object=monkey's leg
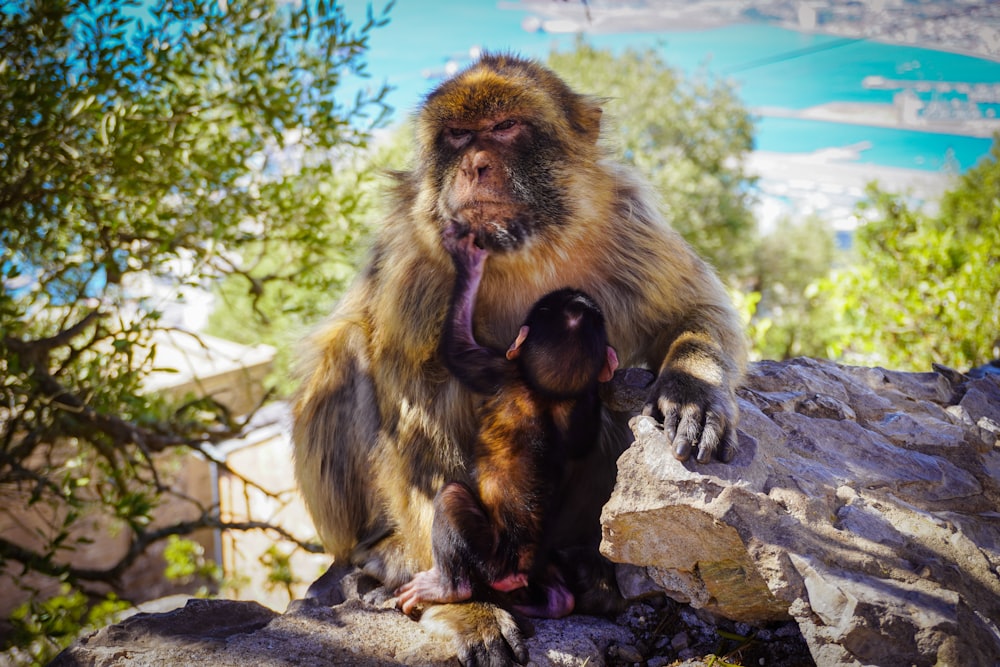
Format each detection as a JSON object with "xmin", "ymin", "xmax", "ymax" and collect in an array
[
  {"xmin": 510, "ymin": 565, "xmax": 574, "ymax": 619},
  {"xmin": 293, "ymin": 319, "xmax": 388, "ymax": 582},
  {"xmin": 643, "ymin": 314, "xmax": 744, "ymax": 463},
  {"xmin": 432, "ymin": 481, "xmax": 498, "ymax": 586},
  {"xmin": 401, "ymin": 483, "xmax": 531, "ymax": 665}
]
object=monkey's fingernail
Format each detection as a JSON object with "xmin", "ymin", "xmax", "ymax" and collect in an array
[{"xmin": 674, "ymin": 440, "xmax": 692, "ymax": 461}]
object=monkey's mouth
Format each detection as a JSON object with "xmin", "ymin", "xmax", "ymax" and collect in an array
[{"xmin": 450, "ymin": 202, "xmax": 533, "ymax": 251}]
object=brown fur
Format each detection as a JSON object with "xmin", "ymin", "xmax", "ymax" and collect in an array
[{"xmin": 293, "ymin": 53, "xmax": 747, "ymax": 663}]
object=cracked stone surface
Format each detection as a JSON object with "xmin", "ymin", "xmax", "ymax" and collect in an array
[
  {"xmin": 602, "ymin": 358, "xmax": 1000, "ymax": 667},
  {"xmin": 52, "ymin": 360, "xmax": 1000, "ymax": 667}
]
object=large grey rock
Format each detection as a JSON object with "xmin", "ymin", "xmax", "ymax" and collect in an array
[
  {"xmin": 52, "ymin": 359, "xmax": 999, "ymax": 666},
  {"xmin": 601, "ymin": 358, "xmax": 1000, "ymax": 667},
  {"xmin": 50, "ymin": 595, "xmax": 636, "ymax": 666}
]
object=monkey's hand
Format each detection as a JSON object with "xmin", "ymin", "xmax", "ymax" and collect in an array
[
  {"xmin": 442, "ymin": 222, "xmax": 488, "ymax": 275},
  {"xmin": 420, "ymin": 601, "xmax": 529, "ymax": 667},
  {"xmin": 642, "ymin": 368, "xmax": 738, "ymax": 464}
]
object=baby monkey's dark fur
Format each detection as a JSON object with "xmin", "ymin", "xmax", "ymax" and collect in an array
[{"xmin": 396, "ymin": 225, "xmax": 618, "ymax": 619}]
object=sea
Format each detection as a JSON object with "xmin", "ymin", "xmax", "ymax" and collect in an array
[{"xmin": 343, "ymin": 1, "xmax": 1000, "ymax": 175}]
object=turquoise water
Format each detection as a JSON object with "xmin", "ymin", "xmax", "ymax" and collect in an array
[
  {"xmin": 615, "ymin": 24, "xmax": 1000, "ymax": 171},
  {"xmin": 753, "ymin": 119, "xmax": 986, "ymax": 171},
  {"xmin": 343, "ymin": 2, "xmax": 1000, "ymax": 173}
]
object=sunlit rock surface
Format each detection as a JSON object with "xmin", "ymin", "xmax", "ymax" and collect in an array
[
  {"xmin": 603, "ymin": 358, "xmax": 1000, "ymax": 667},
  {"xmin": 52, "ymin": 359, "xmax": 999, "ymax": 666}
]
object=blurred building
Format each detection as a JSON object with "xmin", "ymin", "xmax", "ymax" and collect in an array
[{"xmin": 0, "ymin": 331, "xmax": 325, "ymax": 624}]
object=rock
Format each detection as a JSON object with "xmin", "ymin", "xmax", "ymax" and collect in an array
[
  {"xmin": 602, "ymin": 358, "xmax": 1000, "ymax": 667},
  {"xmin": 53, "ymin": 359, "xmax": 1000, "ymax": 667},
  {"xmin": 50, "ymin": 597, "xmax": 458, "ymax": 667},
  {"xmin": 51, "ymin": 595, "xmax": 635, "ymax": 667}
]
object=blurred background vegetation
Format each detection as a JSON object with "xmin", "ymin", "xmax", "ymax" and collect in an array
[{"xmin": 1, "ymin": 0, "xmax": 997, "ymax": 663}]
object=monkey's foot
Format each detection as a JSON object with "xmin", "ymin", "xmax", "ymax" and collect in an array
[
  {"xmin": 512, "ymin": 582, "xmax": 574, "ymax": 619},
  {"xmin": 395, "ymin": 568, "xmax": 472, "ymax": 616},
  {"xmin": 420, "ymin": 601, "xmax": 529, "ymax": 667},
  {"xmin": 302, "ymin": 562, "xmax": 354, "ymax": 606}
]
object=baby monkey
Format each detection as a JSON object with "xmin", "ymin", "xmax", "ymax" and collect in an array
[{"xmin": 396, "ymin": 224, "xmax": 618, "ymax": 618}]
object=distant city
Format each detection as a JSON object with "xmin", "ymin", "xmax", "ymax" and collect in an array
[
  {"xmin": 743, "ymin": 0, "xmax": 999, "ymax": 62},
  {"xmin": 510, "ymin": 0, "xmax": 1000, "ymax": 139},
  {"xmin": 512, "ymin": 0, "xmax": 1000, "ymax": 62}
]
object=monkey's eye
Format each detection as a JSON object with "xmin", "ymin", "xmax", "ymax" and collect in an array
[
  {"xmin": 492, "ymin": 119, "xmax": 517, "ymax": 132},
  {"xmin": 444, "ymin": 127, "xmax": 475, "ymax": 148},
  {"xmin": 445, "ymin": 127, "xmax": 474, "ymax": 148}
]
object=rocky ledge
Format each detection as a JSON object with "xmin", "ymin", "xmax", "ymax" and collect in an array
[{"xmin": 54, "ymin": 358, "xmax": 1000, "ymax": 666}]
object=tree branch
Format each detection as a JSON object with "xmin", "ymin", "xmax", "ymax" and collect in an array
[
  {"xmin": 4, "ymin": 310, "xmax": 103, "ymax": 361},
  {"xmin": 0, "ymin": 513, "xmax": 323, "ymax": 586}
]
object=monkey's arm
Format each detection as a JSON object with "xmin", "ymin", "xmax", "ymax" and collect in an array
[
  {"xmin": 606, "ymin": 211, "xmax": 746, "ymax": 465},
  {"xmin": 440, "ymin": 227, "xmax": 510, "ymax": 395},
  {"xmin": 642, "ymin": 306, "xmax": 745, "ymax": 464}
]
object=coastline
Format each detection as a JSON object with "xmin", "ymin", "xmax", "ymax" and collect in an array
[
  {"xmin": 512, "ymin": 1, "xmax": 1000, "ymax": 64},
  {"xmin": 748, "ymin": 148, "xmax": 952, "ymax": 193},
  {"xmin": 755, "ymin": 102, "xmax": 1000, "ymax": 139},
  {"xmin": 768, "ymin": 22, "xmax": 1000, "ymax": 65},
  {"xmin": 746, "ymin": 147, "xmax": 952, "ymax": 231}
]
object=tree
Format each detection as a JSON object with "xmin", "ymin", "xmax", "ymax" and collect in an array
[
  {"xmin": 747, "ymin": 215, "xmax": 839, "ymax": 360},
  {"xmin": 800, "ymin": 140, "xmax": 1000, "ymax": 370},
  {"xmin": 843, "ymin": 156, "xmax": 999, "ymax": 369},
  {"xmin": 547, "ymin": 41, "xmax": 758, "ymax": 282},
  {"xmin": 0, "ymin": 0, "xmax": 390, "ymax": 661}
]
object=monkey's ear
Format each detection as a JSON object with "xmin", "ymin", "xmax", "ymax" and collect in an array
[
  {"xmin": 598, "ymin": 346, "xmax": 619, "ymax": 382},
  {"xmin": 505, "ymin": 326, "xmax": 530, "ymax": 360},
  {"xmin": 571, "ymin": 98, "xmax": 603, "ymax": 145}
]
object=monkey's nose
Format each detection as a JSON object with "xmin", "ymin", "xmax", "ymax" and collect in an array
[{"xmin": 469, "ymin": 151, "xmax": 491, "ymax": 180}]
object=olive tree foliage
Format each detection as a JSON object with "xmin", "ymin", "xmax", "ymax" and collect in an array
[
  {"xmin": 0, "ymin": 0, "xmax": 390, "ymax": 660},
  {"xmin": 547, "ymin": 41, "xmax": 758, "ymax": 281},
  {"xmin": 741, "ymin": 138, "xmax": 1000, "ymax": 370},
  {"xmin": 206, "ymin": 124, "xmax": 413, "ymax": 392},
  {"xmin": 744, "ymin": 214, "xmax": 839, "ymax": 360},
  {"xmin": 809, "ymin": 142, "xmax": 1000, "ymax": 370}
]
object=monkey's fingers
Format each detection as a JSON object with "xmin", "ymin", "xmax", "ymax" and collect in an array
[
  {"xmin": 642, "ymin": 369, "xmax": 736, "ymax": 464},
  {"xmin": 694, "ymin": 409, "xmax": 724, "ymax": 464},
  {"xmin": 714, "ymin": 424, "xmax": 739, "ymax": 464},
  {"xmin": 673, "ymin": 402, "xmax": 706, "ymax": 462},
  {"xmin": 460, "ymin": 233, "xmax": 488, "ymax": 261}
]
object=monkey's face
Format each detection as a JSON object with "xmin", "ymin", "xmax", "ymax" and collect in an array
[
  {"xmin": 417, "ymin": 54, "xmax": 603, "ymax": 253},
  {"xmin": 434, "ymin": 115, "xmax": 566, "ymax": 251}
]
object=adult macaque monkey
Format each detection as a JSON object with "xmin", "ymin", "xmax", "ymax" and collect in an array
[{"xmin": 293, "ymin": 53, "xmax": 747, "ymax": 665}]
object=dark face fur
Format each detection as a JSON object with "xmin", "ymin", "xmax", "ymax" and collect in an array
[{"xmin": 417, "ymin": 54, "xmax": 602, "ymax": 252}]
